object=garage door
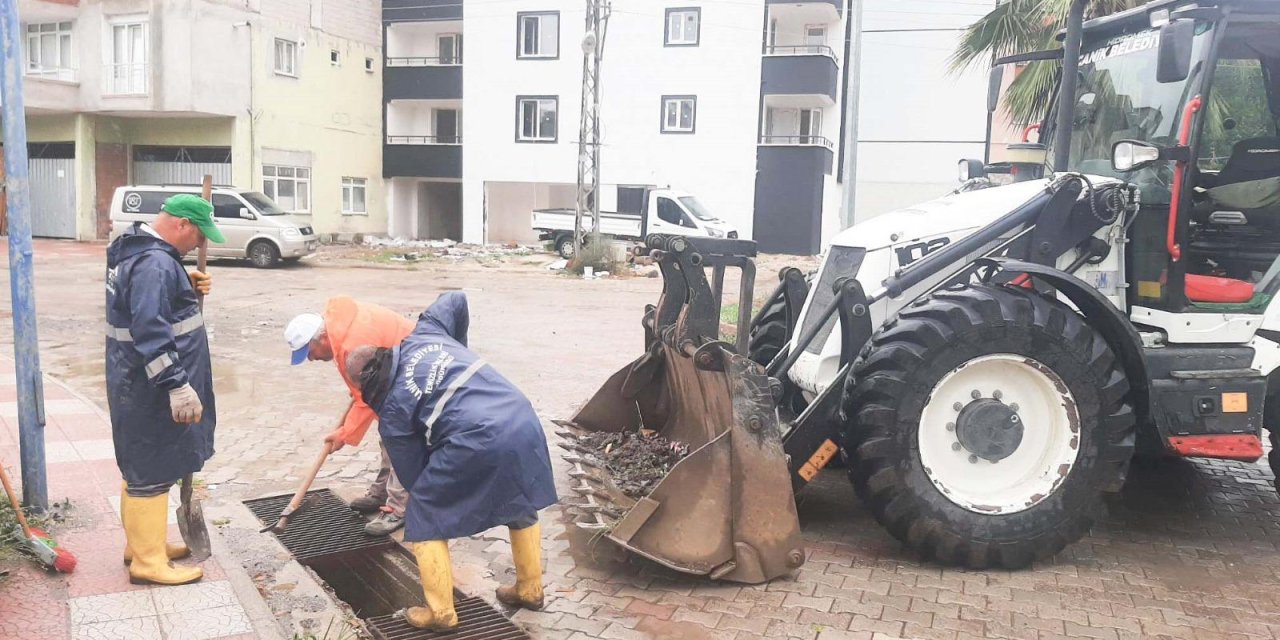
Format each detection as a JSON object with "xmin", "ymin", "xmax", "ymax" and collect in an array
[
  {"xmin": 132, "ymin": 146, "xmax": 232, "ymax": 185},
  {"xmin": 29, "ymin": 143, "xmax": 76, "ymax": 239}
]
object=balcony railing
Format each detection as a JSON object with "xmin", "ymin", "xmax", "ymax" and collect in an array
[
  {"xmin": 386, "ymin": 56, "xmax": 462, "ymax": 67},
  {"xmin": 386, "ymin": 135, "xmax": 462, "ymax": 145},
  {"xmin": 765, "ymin": 44, "xmax": 838, "ymax": 62},
  {"xmin": 760, "ymin": 135, "xmax": 834, "ymax": 149},
  {"xmin": 25, "ymin": 66, "xmax": 77, "ymax": 83},
  {"xmin": 103, "ymin": 62, "xmax": 148, "ymax": 95}
]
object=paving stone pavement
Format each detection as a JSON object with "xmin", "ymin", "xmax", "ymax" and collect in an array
[
  {"xmin": 243, "ymin": 417, "xmax": 1280, "ymax": 640},
  {"xmin": 0, "ymin": 359, "xmax": 272, "ymax": 640},
  {"xmin": 10, "ymin": 240, "xmax": 1280, "ymax": 639}
]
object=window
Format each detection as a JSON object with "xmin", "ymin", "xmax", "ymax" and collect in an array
[
  {"xmin": 1199, "ymin": 58, "xmax": 1277, "ymax": 172},
  {"xmin": 656, "ymin": 198, "xmax": 691, "ymax": 227},
  {"xmin": 434, "ymin": 109, "xmax": 461, "ymax": 143},
  {"xmin": 661, "ymin": 96, "xmax": 696, "ymax": 134},
  {"xmin": 517, "ymin": 12, "xmax": 559, "ymax": 59},
  {"xmin": 665, "ymin": 8, "xmax": 700, "ymax": 46},
  {"xmin": 330, "ymin": 49, "xmax": 340, "ymax": 66},
  {"xmin": 517, "ymin": 96, "xmax": 558, "ymax": 142},
  {"xmin": 120, "ymin": 191, "xmax": 172, "ymax": 215},
  {"xmin": 800, "ymin": 108, "xmax": 822, "ymax": 144},
  {"xmin": 105, "ymin": 19, "xmax": 147, "ymax": 94},
  {"xmin": 342, "ymin": 178, "xmax": 368, "ymax": 215},
  {"xmin": 25, "ymin": 22, "xmax": 73, "ymax": 77},
  {"xmin": 211, "ymin": 194, "xmax": 246, "ymax": 220},
  {"xmin": 438, "ymin": 33, "xmax": 462, "ymax": 64},
  {"xmin": 262, "ymin": 165, "xmax": 311, "ymax": 213},
  {"xmin": 365, "ymin": 57, "xmax": 374, "ymax": 72},
  {"xmin": 274, "ymin": 38, "xmax": 297, "ymax": 77}
]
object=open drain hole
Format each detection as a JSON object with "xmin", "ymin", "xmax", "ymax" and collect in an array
[
  {"xmin": 308, "ymin": 545, "xmax": 426, "ymax": 618},
  {"xmin": 247, "ymin": 490, "xmax": 530, "ymax": 639}
]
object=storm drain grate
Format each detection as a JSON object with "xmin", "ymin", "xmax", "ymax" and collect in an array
[
  {"xmin": 244, "ymin": 488, "xmax": 395, "ymax": 563},
  {"xmin": 366, "ymin": 597, "xmax": 529, "ymax": 640}
]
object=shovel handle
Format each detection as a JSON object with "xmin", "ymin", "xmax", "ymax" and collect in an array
[
  {"xmin": 0, "ymin": 463, "xmax": 33, "ymax": 539},
  {"xmin": 288, "ymin": 444, "xmax": 332, "ymax": 513},
  {"xmin": 197, "ymin": 176, "xmax": 211, "ymax": 311}
]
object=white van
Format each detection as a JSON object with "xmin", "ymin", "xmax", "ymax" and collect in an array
[{"xmin": 110, "ymin": 185, "xmax": 319, "ymax": 268}]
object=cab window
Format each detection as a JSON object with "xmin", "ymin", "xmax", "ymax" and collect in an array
[
  {"xmin": 212, "ymin": 194, "xmax": 246, "ymax": 219},
  {"xmin": 656, "ymin": 198, "xmax": 692, "ymax": 227},
  {"xmin": 1198, "ymin": 57, "xmax": 1277, "ymax": 172}
]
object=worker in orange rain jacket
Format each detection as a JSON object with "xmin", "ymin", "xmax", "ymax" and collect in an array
[{"xmin": 285, "ymin": 296, "xmax": 414, "ymax": 535}]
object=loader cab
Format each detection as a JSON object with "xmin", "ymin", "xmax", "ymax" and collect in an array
[{"xmin": 1041, "ymin": 3, "xmax": 1280, "ymax": 317}]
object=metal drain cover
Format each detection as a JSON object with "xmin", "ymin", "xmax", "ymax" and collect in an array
[
  {"xmin": 367, "ymin": 596, "xmax": 529, "ymax": 640},
  {"xmin": 244, "ymin": 488, "xmax": 395, "ymax": 563}
]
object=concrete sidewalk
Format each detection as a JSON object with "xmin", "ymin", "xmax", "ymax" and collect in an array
[{"xmin": 0, "ymin": 359, "xmax": 281, "ymax": 640}]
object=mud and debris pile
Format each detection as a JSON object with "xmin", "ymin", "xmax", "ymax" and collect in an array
[{"xmin": 579, "ymin": 430, "xmax": 690, "ymax": 499}]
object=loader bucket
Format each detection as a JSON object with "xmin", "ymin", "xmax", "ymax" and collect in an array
[{"xmin": 556, "ymin": 236, "xmax": 805, "ymax": 584}]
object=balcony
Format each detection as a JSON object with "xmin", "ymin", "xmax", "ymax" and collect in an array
[
  {"xmin": 103, "ymin": 62, "xmax": 148, "ymax": 96},
  {"xmin": 384, "ymin": 136, "xmax": 462, "ymax": 179},
  {"xmin": 760, "ymin": 134, "xmax": 834, "ymax": 151},
  {"xmin": 384, "ymin": 63, "xmax": 462, "ymax": 100},
  {"xmin": 761, "ymin": 48, "xmax": 838, "ymax": 104},
  {"xmin": 767, "ymin": 0, "xmax": 841, "ymax": 23}
]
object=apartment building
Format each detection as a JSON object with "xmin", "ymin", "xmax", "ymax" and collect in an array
[
  {"xmin": 383, "ymin": 0, "xmax": 994, "ymax": 255},
  {"xmin": 15, "ymin": 0, "xmax": 385, "ymax": 241}
]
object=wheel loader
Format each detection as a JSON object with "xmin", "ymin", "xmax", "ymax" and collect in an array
[{"xmin": 556, "ymin": 0, "xmax": 1280, "ymax": 582}]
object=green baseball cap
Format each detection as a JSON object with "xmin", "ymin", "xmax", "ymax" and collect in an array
[{"xmin": 162, "ymin": 194, "xmax": 225, "ymax": 244}]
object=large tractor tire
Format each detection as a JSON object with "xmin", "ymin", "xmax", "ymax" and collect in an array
[
  {"xmin": 747, "ymin": 273, "xmax": 813, "ymax": 367},
  {"xmin": 842, "ymin": 283, "xmax": 1134, "ymax": 569},
  {"xmin": 747, "ymin": 293, "xmax": 791, "ymax": 366},
  {"xmin": 747, "ymin": 274, "xmax": 814, "ymax": 422}
]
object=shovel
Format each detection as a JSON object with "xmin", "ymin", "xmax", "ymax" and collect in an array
[
  {"xmin": 176, "ymin": 175, "xmax": 215, "ymax": 561},
  {"xmin": 260, "ymin": 441, "xmax": 336, "ymax": 534}
]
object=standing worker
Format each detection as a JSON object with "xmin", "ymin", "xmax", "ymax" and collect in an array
[
  {"xmin": 106, "ymin": 194, "xmax": 223, "ymax": 586},
  {"xmin": 345, "ymin": 292, "xmax": 558, "ymax": 631},
  {"xmin": 284, "ymin": 297, "xmax": 413, "ymax": 535}
]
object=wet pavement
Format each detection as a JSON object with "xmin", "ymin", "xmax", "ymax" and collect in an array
[{"xmin": 3, "ymin": 240, "xmax": 1280, "ymax": 639}]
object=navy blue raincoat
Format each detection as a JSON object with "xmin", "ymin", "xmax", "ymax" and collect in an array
[
  {"xmin": 374, "ymin": 292, "xmax": 558, "ymax": 541},
  {"xmin": 105, "ymin": 224, "xmax": 216, "ymax": 486}
]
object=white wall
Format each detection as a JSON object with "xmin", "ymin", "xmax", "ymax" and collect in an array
[
  {"xmin": 850, "ymin": 0, "xmax": 995, "ymax": 223},
  {"xmin": 386, "ymin": 100, "xmax": 461, "ymax": 137},
  {"xmin": 461, "ymin": 0, "xmax": 763, "ymax": 243},
  {"xmin": 387, "ymin": 20, "xmax": 463, "ymax": 59}
]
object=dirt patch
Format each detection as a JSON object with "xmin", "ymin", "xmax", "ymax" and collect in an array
[{"xmin": 579, "ymin": 430, "xmax": 690, "ymax": 499}]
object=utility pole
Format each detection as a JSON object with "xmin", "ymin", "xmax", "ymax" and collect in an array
[
  {"xmin": 573, "ymin": 0, "xmax": 610, "ymax": 256},
  {"xmin": 837, "ymin": 0, "xmax": 865, "ymax": 230},
  {"xmin": 0, "ymin": 0, "xmax": 49, "ymax": 511}
]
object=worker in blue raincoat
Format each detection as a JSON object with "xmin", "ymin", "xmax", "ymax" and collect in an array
[
  {"xmin": 345, "ymin": 292, "xmax": 558, "ymax": 631},
  {"xmin": 106, "ymin": 194, "xmax": 224, "ymax": 586}
]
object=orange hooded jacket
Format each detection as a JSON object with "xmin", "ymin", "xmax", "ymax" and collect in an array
[{"xmin": 325, "ymin": 296, "xmax": 415, "ymax": 446}]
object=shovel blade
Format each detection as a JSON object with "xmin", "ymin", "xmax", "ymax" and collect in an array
[
  {"xmin": 176, "ymin": 475, "xmax": 212, "ymax": 561},
  {"xmin": 562, "ymin": 342, "xmax": 805, "ymax": 583}
]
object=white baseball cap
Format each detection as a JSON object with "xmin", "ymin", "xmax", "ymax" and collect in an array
[{"xmin": 285, "ymin": 313, "xmax": 324, "ymax": 365}]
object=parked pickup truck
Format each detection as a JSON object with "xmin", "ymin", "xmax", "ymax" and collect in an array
[{"xmin": 533, "ymin": 186, "xmax": 738, "ymax": 258}]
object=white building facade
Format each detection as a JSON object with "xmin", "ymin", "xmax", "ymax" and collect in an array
[{"xmin": 383, "ymin": 0, "xmax": 994, "ymax": 255}]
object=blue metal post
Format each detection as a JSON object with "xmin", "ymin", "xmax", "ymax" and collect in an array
[{"xmin": 0, "ymin": 0, "xmax": 48, "ymax": 511}]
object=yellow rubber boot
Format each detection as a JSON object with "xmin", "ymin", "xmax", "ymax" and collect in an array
[
  {"xmin": 120, "ymin": 484, "xmax": 189, "ymax": 565},
  {"xmin": 406, "ymin": 540, "xmax": 459, "ymax": 631},
  {"xmin": 496, "ymin": 523, "xmax": 544, "ymax": 610},
  {"xmin": 123, "ymin": 494, "xmax": 203, "ymax": 586}
]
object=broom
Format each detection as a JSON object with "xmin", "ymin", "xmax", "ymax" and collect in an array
[{"xmin": 0, "ymin": 460, "xmax": 75, "ymax": 573}]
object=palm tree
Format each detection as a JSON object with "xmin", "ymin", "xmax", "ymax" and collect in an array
[{"xmin": 950, "ymin": 0, "xmax": 1144, "ymax": 127}]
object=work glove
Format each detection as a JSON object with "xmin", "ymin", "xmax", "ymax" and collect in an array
[
  {"xmin": 169, "ymin": 384, "xmax": 204, "ymax": 424},
  {"xmin": 188, "ymin": 270, "xmax": 212, "ymax": 296},
  {"xmin": 324, "ymin": 428, "xmax": 347, "ymax": 453}
]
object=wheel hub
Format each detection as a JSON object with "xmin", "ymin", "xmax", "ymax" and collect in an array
[{"xmin": 955, "ymin": 398, "xmax": 1024, "ymax": 462}]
